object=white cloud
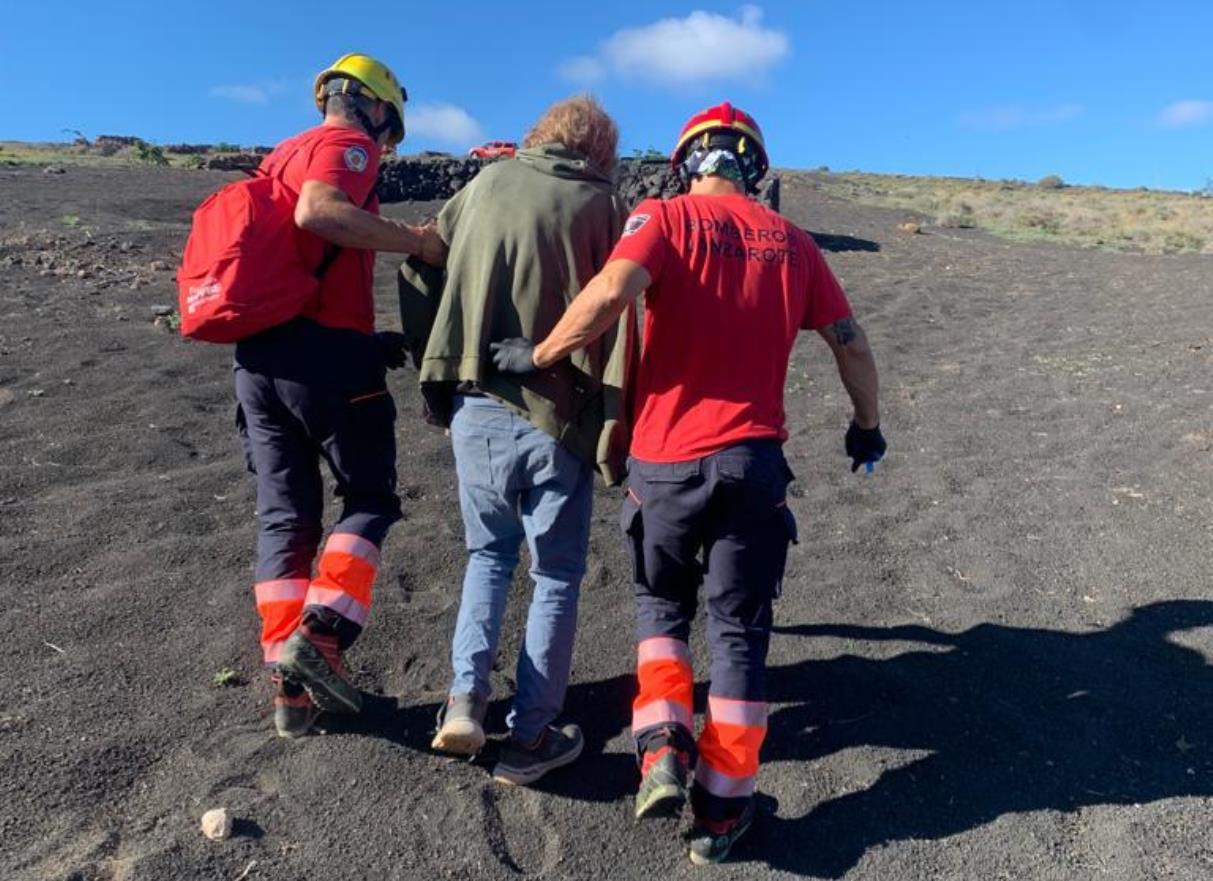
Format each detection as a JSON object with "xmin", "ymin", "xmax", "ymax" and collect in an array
[
  {"xmin": 1158, "ymin": 100, "xmax": 1213, "ymax": 128},
  {"xmin": 408, "ymin": 103, "xmax": 484, "ymax": 146},
  {"xmin": 958, "ymin": 103, "xmax": 1083, "ymax": 131},
  {"xmin": 209, "ymin": 81, "xmax": 288, "ymax": 105},
  {"xmin": 558, "ymin": 6, "xmax": 789, "ymax": 87},
  {"xmin": 558, "ymin": 56, "xmax": 607, "ymax": 85}
]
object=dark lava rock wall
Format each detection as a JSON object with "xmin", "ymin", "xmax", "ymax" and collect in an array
[
  {"xmin": 378, "ymin": 155, "xmax": 780, "ymax": 211},
  {"xmin": 203, "ymin": 153, "xmax": 264, "ymax": 172},
  {"xmin": 377, "ymin": 156, "xmax": 485, "ymax": 202},
  {"xmin": 201, "ymin": 153, "xmax": 779, "ymax": 211},
  {"xmin": 375, "ymin": 156, "xmax": 684, "ymax": 205}
]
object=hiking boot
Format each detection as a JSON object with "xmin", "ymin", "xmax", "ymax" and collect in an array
[
  {"xmin": 492, "ymin": 723, "xmax": 584, "ymax": 786},
  {"xmin": 277, "ymin": 627, "xmax": 362, "ymax": 715},
  {"xmin": 272, "ymin": 672, "xmax": 318, "ymax": 739},
  {"xmin": 635, "ymin": 746, "xmax": 689, "ymax": 819},
  {"xmin": 688, "ymin": 799, "xmax": 756, "ymax": 866},
  {"xmin": 431, "ymin": 692, "xmax": 488, "ymax": 755}
]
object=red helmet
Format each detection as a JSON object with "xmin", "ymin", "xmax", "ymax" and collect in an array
[{"xmin": 671, "ymin": 101, "xmax": 769, "ymax": 181}]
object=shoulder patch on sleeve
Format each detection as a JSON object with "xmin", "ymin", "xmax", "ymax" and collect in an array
[
  {"xmin": 343, "ymin": 145, "xmax": 370, "ymax": 173},
  {"xmin": 622, "ymin": 212, "xmax": 651, "ymax": 238}
]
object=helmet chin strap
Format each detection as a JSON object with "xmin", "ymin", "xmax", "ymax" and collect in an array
[
  {"xmin": 353, "ymin": 105, "xmax": 392, "ymax": 144},
  {"xmin": 324, "ymin": 78, "xmax": 395, "ymax": 144}
]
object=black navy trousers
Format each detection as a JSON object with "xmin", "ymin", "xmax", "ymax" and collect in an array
[
  {"xmin": 234, "ymin": 318, "xmax": 401, "ymax": 650},
  {"xmin": 622, "ymin": 439, "xmax": 798, "ymax": 714}
]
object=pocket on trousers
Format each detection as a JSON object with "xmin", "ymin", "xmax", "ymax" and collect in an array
[
  {"xmin": 779, "ymin": 504, "xmax": 799, "ymax": 545},
  {"xmin": 450, "ymin": 414, "xmax": 505, "ymax": 493},
  {"xmin": 717, "ymin": 449, "xmax": 785, "ymax": 491},
  {"xmin": 620, "ymin": 490, "xmax": 648, "ymax": 587},
  {"xmin": 234, "ymin": 404, "xmax": 256, "ymax": 476},
  {"xmin": 336, "ymin": 387, "xmax": 399, "ymax": 496},
  {"xmin": 771, "ymin": 503, "xmax": 799, "ymax": 599},
  {"xmin": 347, "ymin": 387, "xmax": 397, "ymax": 438},
  {"xmin": 633, "ymin": 459, "xmax": 701, "ymax": 484}
]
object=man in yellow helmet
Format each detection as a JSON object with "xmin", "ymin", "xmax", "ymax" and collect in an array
[
  {"xmin": 234, "ymin": 53, "xmax": 445, "ymax": 739},
  {"xmin": 313, "ymin": 53, "xmax": 408, "ymax": 154}
]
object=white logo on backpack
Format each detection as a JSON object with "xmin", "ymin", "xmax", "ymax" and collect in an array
[{"xmin": 186, "ymin": 278, "xmax": 222, "ymax": 314}]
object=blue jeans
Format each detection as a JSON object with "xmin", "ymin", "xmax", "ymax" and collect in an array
[{"xmin": 448, "ymin": 395, "xmax": 593, "ymax": 742}]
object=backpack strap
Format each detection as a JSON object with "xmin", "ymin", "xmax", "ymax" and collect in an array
[{"xmin": 255, "ymin": 145, "xmax": 378, "ymax": 292}]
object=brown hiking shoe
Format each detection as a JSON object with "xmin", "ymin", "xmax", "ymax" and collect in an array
[{"xmin": 431, "ymin": 692, "xmax": 488, "ymax": 755}]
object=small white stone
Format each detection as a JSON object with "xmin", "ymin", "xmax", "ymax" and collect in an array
[{"xmin": 201, "ymin": 807, "xmax": 232, "ymax": 841}]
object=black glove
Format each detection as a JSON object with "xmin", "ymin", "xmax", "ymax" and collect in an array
[
  {"xmin": 845, "ymin": 421, "xmax": 886, "ymax": 473},
  {"xmin": 375, "ymin": 331, "xmax": 408, "ymax": 370},
  {"xmin": 489, "ymin": 338, "xmax": 538, "ymax": 374}
]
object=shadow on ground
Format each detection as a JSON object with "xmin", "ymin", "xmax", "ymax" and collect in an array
[
  {"xmin": 336, "ymin": 601, "xmax": 1213, "ymax": 877},
  {"xmin": 728, "ymin": 599, "xmax": 1213, "ymax": 876},
  {"xmin": 807, "ymin": 230, "xmax": 880, "ymax": 253},
  {"xmin": 336, "ymin": 673, "xmax": 640, "ymax": 803}
]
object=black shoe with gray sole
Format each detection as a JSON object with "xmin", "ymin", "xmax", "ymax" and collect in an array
[
  {"xmin": 492, "ymin": 723, "xmax": 583, "ymax": 786},
  {"xmin": 688, "ymin": 798, "xmax": 757, "ymax": 866},
  {"xmin": 635, "ymin": 749, "xmax": 689, "ymax": 819},
  {"xmin": 277, "ymin": 630, "xmax": 362, "ymax": 715},
  {"xmin": 272, "ymin": 672, "xmax": 319, "ymax": 739}
]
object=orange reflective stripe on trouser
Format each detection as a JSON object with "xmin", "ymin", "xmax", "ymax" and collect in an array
[
  {"xmin": 303, "ymin": 532, "xmax": 380, "ymax": 626},
  {"xmin": 255, "ymin": 578, "xmax": 308, "ymax": 664},
  {"xmin": 695, "ymin": 695, "xmax": 768, "ymax": 799},
  {"xmin": 632, "ymin": 636, "xmax": 694, "ymax": 733}
]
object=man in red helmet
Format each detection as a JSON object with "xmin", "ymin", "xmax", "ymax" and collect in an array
[{"xmin": 491, "ymin": 101, "xmax": 885, "ymax": 864}]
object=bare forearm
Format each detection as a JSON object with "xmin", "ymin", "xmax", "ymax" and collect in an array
[
  {"xmin": 303, "ymin": 201, "xmax": 442, "ymax": 257},
  {"xmin": 533, "ymin": 276, "xmax": 627, "ymax": 368},
  {"xmin": 819, "ymin": 318, "xmax": 880, "ymax": 428},
  {"xmin": 835, "ymin": 345, "xmax": 880, "ymax": 428},
  {"xmin": 533, "ymin": 262, "xmax": 649, "ymax": 368}
]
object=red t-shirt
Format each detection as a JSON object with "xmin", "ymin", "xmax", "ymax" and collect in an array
[
  {"xmin": 608, "ymin": 193, "xmax": 853, "ymax": 462},
  {"xmin": 259, "ymin": 124, "xmax": 381, "ymax": 335}
]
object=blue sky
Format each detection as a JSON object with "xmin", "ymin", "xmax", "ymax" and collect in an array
[{"xmin": 2, "ymin": 1, "xmax": 1211, "ymax": 190}]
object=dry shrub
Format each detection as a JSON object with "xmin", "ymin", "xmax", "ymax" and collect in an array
[
  {"xmin": 806, "ymin": 171, "xmax": 1213, "ymax": 255},
  {"xmin": 938, "ymin": 201, "xmax": 978, "ymax": 228},
  {"xmin": 1019, "ymin": 210, "xmax": 1063, "ymax": 234},
  {"xmin": 1163, "ymin": 230, "xmax": 1205, "ymax": 253}
]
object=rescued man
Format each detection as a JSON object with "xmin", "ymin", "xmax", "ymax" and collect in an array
[
  {"xmin": 408, "ymin": 96, "xmax": 633, "ymax": 785},
  {"xmin": 492, "ymin": 102, "xmax": 886, "ymax": 862},
  {"xmin": 236, "ymin": 53, "xmax": 445, "ymax": 738}
]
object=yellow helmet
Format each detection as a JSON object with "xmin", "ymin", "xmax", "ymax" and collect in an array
[{"xmin": 314, "ymin": 53, "xmax": 407, "ymax": 146}]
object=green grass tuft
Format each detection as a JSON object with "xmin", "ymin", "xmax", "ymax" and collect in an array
[{"xmin": 212, "ymin": 668, "xmax": 243, "ymax": 688}]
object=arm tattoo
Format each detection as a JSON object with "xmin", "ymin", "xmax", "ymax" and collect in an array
[{"xmin": 826, "ymin": 318, "xmax": 858, "ymax": 346}]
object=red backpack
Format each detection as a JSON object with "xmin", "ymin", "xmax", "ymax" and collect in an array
[{"xmin": 176, "ymin": 171, "xmax": 346, "ymax": 343}]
